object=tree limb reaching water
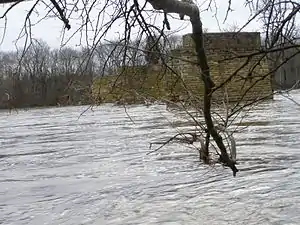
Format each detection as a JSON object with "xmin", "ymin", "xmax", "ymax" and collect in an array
[
  {"xmin": 0, "ymin": 0, "xmax": 239, "ymax": 175},
  {"xmin": 147, "ymin": 0, "xmax": 238, "ymax": 176},
  {"xmin": 9, "ymin": 0, "xmax": 300, "ymax": 177}
]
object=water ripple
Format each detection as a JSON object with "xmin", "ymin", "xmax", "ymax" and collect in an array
[{"xmin": 0, "ymin": 93, "xmax": 300, "ymax": 225}]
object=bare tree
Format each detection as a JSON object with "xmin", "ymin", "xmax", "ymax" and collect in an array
[
  {"xmin": 144, "ymin": 34, "xmax": 161, "ymax": 65},
  {"xmin": 2, "ymin": 0, "xmax": 300, "ymax": 176},
  {"xmin": 0, "ymin": 43, "xmax": 96, "ymax": 107},
  {"xmin": 255, "ymin": 0, "xmax": 300, "ymax": 89}
]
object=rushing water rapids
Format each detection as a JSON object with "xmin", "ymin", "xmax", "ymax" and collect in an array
[{"xmin": 0, "ymin": 91, "xmax": 300, "ymax": 225}]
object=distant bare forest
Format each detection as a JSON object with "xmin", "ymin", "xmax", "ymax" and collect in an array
[
  {"xmin": 0, "ymin": 35, "xmax": 182, "ymax": 109},
  {"xmin": 0, "ymin": 33, "xmax": 299, "ymax": 110}
]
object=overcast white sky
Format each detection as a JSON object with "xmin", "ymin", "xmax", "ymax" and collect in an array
[{"xmin": 0, "ymin": 0, "xmax": 261, "ymax": 52}]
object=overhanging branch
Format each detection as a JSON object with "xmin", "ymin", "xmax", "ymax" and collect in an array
[
  {"xmin": 0, "ymin": 0, "xmax": 70, "ymax": 29},
  {"xmin": 147, "ymin": 0, "xmax": 198, "ymax": 18},
  {"xmin": 147, "ymin": 0, "xmax": 239, "ymax": 176},
  {"xmin": 0, "ymin": 0, "xmax": 26, "ymax": 3}
]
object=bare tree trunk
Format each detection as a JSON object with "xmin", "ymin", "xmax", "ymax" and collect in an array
[
  {"xmin": 148, "ymin": 0, "xmax": 238, "ymax": 175},
  {"xmin": 191, "ymin": 17, "xmax": 238, "ymax": 176},
  {"xmin": 1, "ymin": 0, "xmax": 238, "ymax": 175}
]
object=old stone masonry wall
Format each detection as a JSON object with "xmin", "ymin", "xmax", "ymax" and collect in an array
[{"xmin": 170, "ymin": 32, "xmax": 273, "ymax": 103}]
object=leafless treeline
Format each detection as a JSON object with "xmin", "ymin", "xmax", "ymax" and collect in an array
[
  {"xmin": 2, "ymin": 0, "xmax": 300, "ymax": 175},
  {"xmin": 258, "ymin": 0, "xmax": 300, "ymax": 89},
  {"xmin": 0, "ymin": 35, "xmax": 181, "ymax": 109},
  {"xmin": 0, "ymin": 40, "xmax": 94, "ymax": 109}
]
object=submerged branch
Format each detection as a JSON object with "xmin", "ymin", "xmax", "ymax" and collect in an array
[
  {"xmin": 147, "ymin": 0, "xmax": 238, "ymax": 176},
  {"xmin": 148, "ymin": 132, "xmax": 201, "ymax": 155},
  {"xmin": 189, "ymin": 9, "xmax": 238, "ymax": 176}
]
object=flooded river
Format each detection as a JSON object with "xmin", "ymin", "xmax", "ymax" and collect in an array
[{"xmin": 0, "ymin": 91, "xmax": 300, "ymax": 225}]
